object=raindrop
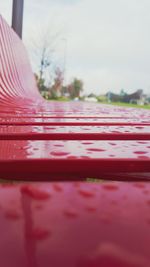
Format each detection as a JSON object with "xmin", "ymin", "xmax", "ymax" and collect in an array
[
  {"xmin": 78, "ymin": 189, "xmax": 95, "ymax": 198},
  {"xmin": 102, "ymin": 184, "xmax": 119, "ymax": 191},
  {"xmin": 27, "ymin": 228, "xmax": 50, "ymax": 240},
  {"xmin": 134, "ymin": 151, "xmax": 147, "ymax": 155},
  {"xmin": 5, "ymin": 210, "xmax": 21, "ymax": 220},
  {"xmin": 85, "ymin": 206, "xmax": 97, "ymax": 212},
  {"xmin": 52, "ymin": 183, "xmax": 63, "ymax": 192},
  {"xmin": 87, "ymin": 148, "xmax": 105, "ymax": 152},
  {"xmin": 63, "ymin": 209, "xmax": 78, "ymax": 218},
  {"xmin": 50, "ymin": 151, "xmax": 69, "ymax": 156},
  {"xmin": 21, "ymin": 185, "xmax": 51, "ymax": 200}
]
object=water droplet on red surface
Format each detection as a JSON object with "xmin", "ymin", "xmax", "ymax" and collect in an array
[
  {"xmin": 21, "ymin": 185, "xmax": 50, "ymax": 200},
  {"xmin": 102, "ymin": 184, "xmax": 119, "ymax": 191},
  {"xmin": 138, "ymin": 156, "xmax": 149, "ymax": 159},
  {"xmin": 27, "ymin": 228, "xmax": 50, "ymax": 240},
  {"xmin": 5, "ymin": 210, "xmax": 21, "ymax": 220},
  {"xmin": 146, "ymin": 200, "xmax": 150, "ymax": 206},
  {"xmin": 109, "ymin": 143, "xmax": 116, "ymax": 146},
  {"xmin": 134, "ymin": 151, "xmax": 147, "ymax": 154},
  {"xmin": 137, "ymin": 141, "xmax": 148, "ymax": 144},
  {"xmin": 63, "ymin": 209, "xmax": 78, "ymax": 218},
  {"xmin": 53, "ymin": 183, "xmax": 63, "ymax": 192},
  {"xmin": 78, "ymin": 189, "xmax": 95, "ymax": 198},
  {"xmin": 133, "ymin": 183, "xmax": 145, "ymax": 189},
  {"xmin": 50, "ymin": 151, "xmax": 69, "ymax": 156},
  {"xmin": 143, "ymin": 190, "xmax": 149, "ymax": 195},
  {"xmin": 67, "ymin": 155, "xmax": 77, "ymax": 159},
  {"xmin": 136, "ymin": 127, "xmax": 144, "ymax": 129},
  {"xmin": 82, "ymin": 142, "xmax": 94, "ymax": 145},
  {"xmin": 85, "ymin": 206, "xmax": 97, "ymax": 212},
  {"xmin": 33, "ymin": 147, "xmax": 39, "ymax": 151},
  {"xmin": 87, "ymin": 148, "xmax": 105, "ymax": 152}
]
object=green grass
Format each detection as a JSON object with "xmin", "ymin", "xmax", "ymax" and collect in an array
[
  {"xmin": 86, "ymin": 178, "xmax": 103, "ymax": 183},
  {"xmin": 100, "ymin": 101, "xmax": 150, "ymax": 109}
]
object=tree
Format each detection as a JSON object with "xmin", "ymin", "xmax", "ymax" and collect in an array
[
  {"xmin": 34, "ymin": 74, "xmax": 47, "ymax": 92},
  {"xmin": 30, "ymin": 24, "xmax": 63, "ymax": 92},
  {"xmin": 49, "ymin": 67, "xmax": 64, "ymax": 98},
  {"xmin": 67, "ymin": 78, "xmax": 83, "ymax": 99}
]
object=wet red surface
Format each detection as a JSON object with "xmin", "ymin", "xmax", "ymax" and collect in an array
[
  {"xmin": 0, "ymin": 15, "xmax": 150, "ymax": 267},
  {"xmin": 0, "ymin": 182, "xmax": 149, "ymax": 267}
]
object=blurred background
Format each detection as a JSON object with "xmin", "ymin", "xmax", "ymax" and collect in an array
[{"xmin": 1, "ymin": 0, "xmax": 150, "ymax": 107}]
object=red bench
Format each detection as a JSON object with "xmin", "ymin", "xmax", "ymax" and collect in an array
[{"xmin": 0, "ymin": 15, "xmax": 150, "ymax": 267}]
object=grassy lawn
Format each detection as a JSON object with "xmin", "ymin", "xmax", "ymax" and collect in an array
[
  {"xmin": 46, "ymin": 96, "xmax": 150, "ymax": 109},
  {"xmin": 101, "ymin": 101, "xmax": 150, "ymax": 110}
]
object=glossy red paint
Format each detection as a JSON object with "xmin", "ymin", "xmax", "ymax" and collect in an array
[
  {"xmin": 0, "ymin": 182, "xmax": 149, "ymax": 267},
  {"xmin": 0, "ymin": 15, "xmax": 150, "ymax": 180},
  {"xmin": 0, "ymin": 15, "xmax": 150, "ymax": 267}
]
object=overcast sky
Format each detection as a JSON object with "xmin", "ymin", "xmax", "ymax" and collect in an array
[{"xmin": 1, "ymin": 0, "xmax": 150, "ymax": 95}]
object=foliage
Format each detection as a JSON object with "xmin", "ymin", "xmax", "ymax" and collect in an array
[
  {"xmin": 36, "ymin": 72, "xmax": 84, "ymax": 100},
  {"xmin": 49, "ymin": 67, "xmax": 64, "ymax": 98},
  {"xmin": 67, "ymin": 78, "xmax": 83, "ymax": 99},
  {"xmin": 31, "ymin": 22, "xmax": 64, "ymax": 92},
  {"xmin": 97, "ymin": 95, "xmax": 107, "ymax": 102},
  {"xmin": 34, "ymin": 74, "xmax": 47, "ymax": 92},
  {"xmin": 86, "ymin": 178, "xmax": 104, "ymax": 183}
]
